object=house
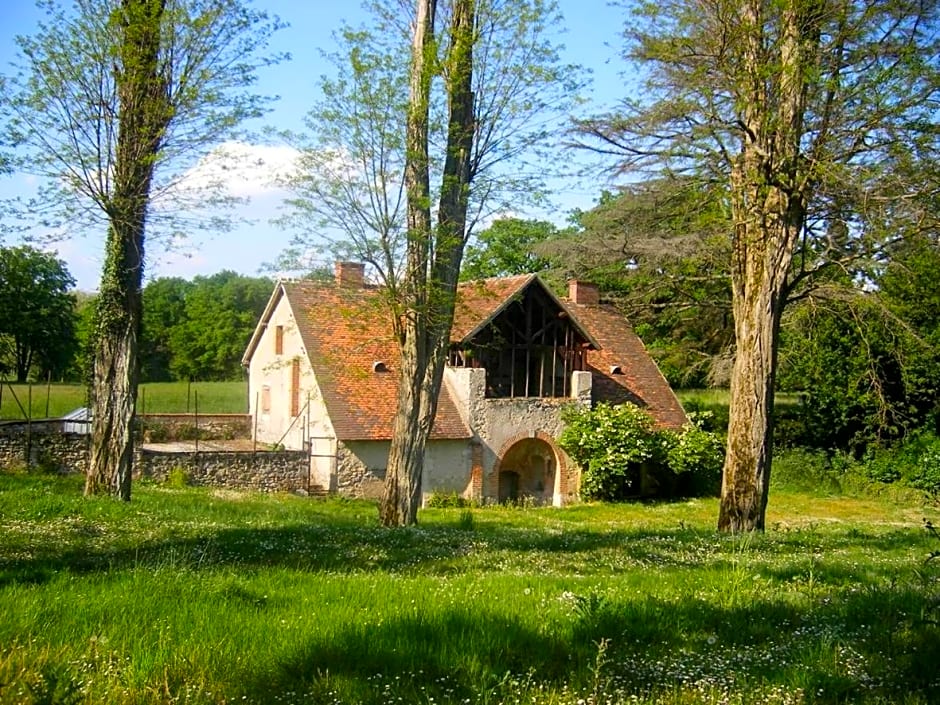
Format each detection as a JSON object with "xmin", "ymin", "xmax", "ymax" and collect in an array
[{"xmin": 241, "ymin": 262, "xmax": 686, "ymax": 506}]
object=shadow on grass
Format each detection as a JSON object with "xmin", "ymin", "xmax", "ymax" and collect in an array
[
  {"xmin": 0, "ymin": 506, "xmax": 933, "ymax": 589},
  {"xmin": 234, "ymin": 586, "xmax": 940, "ymax": 705}
]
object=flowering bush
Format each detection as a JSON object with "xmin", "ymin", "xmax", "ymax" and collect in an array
[{"xmin": 560, "ymin": 403, "xmax": 724, "ymax": 500}]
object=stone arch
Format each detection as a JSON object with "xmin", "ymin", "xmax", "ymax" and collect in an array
[{"xmin": 490, "ymin": 431, "xmax": 570, "ymax": 506}]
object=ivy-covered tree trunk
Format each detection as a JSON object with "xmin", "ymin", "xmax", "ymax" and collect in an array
[
  {"xmin": 86, "ymin": 0, "xmax": 170, "ymax": 499},
  {"xmin": 381, "ymin": 0, "xmax": 475, "ymax": 526}
]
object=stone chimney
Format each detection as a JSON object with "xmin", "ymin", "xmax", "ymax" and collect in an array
[
  {"xmin": 568, "ymin": 279, "xmax": 599, "ymax": 305},
  {"xmin": 335, "ymin": 261, "xmax": 365, "ymax": 288}
]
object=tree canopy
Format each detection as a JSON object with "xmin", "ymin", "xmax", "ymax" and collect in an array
[
  {"xmin": 460, "ymin": 217, "xmax": 558, "ymax": 280},
  {"xmin": 0, "ymin": 245, "xmax": 77, "ymax": 383}
]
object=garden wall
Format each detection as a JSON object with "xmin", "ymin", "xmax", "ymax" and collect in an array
[
  {"xmin": 139, "ymin": 448, "xmax": 309, "ymax": 493},
  {"xmin": 0, "ymin": 420, "xmax": 88, "ymax": 474},
  {"xmin": 0, "ymin": 420, "xmax": 310, "ymax": 493}
]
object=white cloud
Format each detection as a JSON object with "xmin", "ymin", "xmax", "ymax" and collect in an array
[{"xmin": 168, "ymin": 140, "xmax": 303, "ymax": 200}]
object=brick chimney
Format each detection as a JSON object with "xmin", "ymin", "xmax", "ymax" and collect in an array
[
  {"xmin": 335, "ymin": 261, "xmax": 365, "ymax": 288},
  {"xmin": 568, "ymin": 279, "xmax": 599, "ymax": 305}
]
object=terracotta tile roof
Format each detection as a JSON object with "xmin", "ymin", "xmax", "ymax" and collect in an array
[
  {"xmin": 282, "ymin": 281, "xmax": 470, "ymax": 441},
  {"xmin": 569, "ymin": 301, "xmax": 688, "ymax": 428},
  {"xmin": 451, "ymin": 274, "xmax": 535, "ymax": 341}
]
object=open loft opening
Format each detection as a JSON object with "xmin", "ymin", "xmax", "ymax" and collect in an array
[{"xmin": 449, "ymin": 281, "xmax": 595, "ymax": 399}]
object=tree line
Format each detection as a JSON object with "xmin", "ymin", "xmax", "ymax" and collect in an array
[{"xmin": 0, "ymin": 246, "xmax": 272, "ymax": 385}]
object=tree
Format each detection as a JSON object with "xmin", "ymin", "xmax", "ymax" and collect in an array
[
  {"xmin": 281, "ymin": 0, "xmax": 583, "ymax": 526},
  {"xmin": 0, "ymin": 246, "xmax": 77, "ymax": 382},
  {"xmin": 140, "ymin": 277, "xmax": 191, "ymax": 382},
  {"xmin": 6, "ymin": 0, "xmax": 282, "ymax": 499},
  {"xmin": 577, "ymin": 0, "xmax": 940, "ymax": 531},
  {"xmin": 460, "ymin": 217, "xmax": 557, "ymax": 280},
  {"xmin": 168, "ymin": 271, "xmax": 271, "ymax": 381},
  {"xmin": 281, "ymin": 1, "xmax": 582, "ymax": 289},
  {"xmin": 544, "ymin": 180, "xmax": 733, "ymax": 387},
  {"xmin": 379, "ymin": 0, "xmax": 476, "ymax": 526},
  {"xmin": 777, "ymin": 234, "xmax": 940, "ymax": 452}
]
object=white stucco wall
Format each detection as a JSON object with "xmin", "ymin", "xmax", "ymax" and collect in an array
[
  {"xmin": 337, "ymin": 438, "xmax": 473, "ymax": 502},
  {"xmin": 247, "ymin": 293, "xmax": 334, "ymax": 455}
]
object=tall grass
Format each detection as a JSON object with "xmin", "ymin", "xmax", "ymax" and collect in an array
[
  {"xmin": 0, "ymin": 381, "xmax": 246, "ymax": 419},
  {"xmin": 1, "ymin": 472, "xmax": 938, "ymax": 704}
]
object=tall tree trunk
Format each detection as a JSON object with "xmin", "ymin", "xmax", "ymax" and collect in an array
[
  {"xmin": 717, "ymin": 217, "xmax": 793, "ymax": 532},
  {"xmin": 381, "ymin": 0, "xmax": 438, "ymax": 527},
  {"xmin": 381, "ymin": 0, "xmax": 476, "ymax": 526},
  {"xmin": 86, "ymin": 0, "xmax": 169, "ymax": 499},
  {"xmin": 717, "ymin": 0, "xmax": 814, "ymax": 531}
]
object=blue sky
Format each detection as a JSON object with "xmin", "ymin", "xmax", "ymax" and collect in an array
[{"xmin": 0, "ymin": 1, "xmax": 630, "ymax": 290}]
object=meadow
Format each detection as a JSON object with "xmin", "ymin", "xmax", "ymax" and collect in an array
[
  {"xmin": 0, "ymin": 381, "xmax": 247, "ymax": 419},
  {"xmin": 0, "ymin": 384, "xmax": 736, "ymax": 421},
  {"xmin": 1, "ymin": 471, "xmax": 938, "ymax": 704}
]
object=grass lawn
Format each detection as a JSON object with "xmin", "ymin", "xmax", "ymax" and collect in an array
[
  {"xmin": 1, "ymin": 473, "xmax": 938, "ymax": 704},
  {"xmin": 0, "ymin": 381, "xmax": 247, "ymax": 419}
]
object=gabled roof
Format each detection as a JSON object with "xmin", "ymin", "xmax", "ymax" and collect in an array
[
  {"xmin": 452, "ymin": 274, "xmax": 600, "ymax": 349},
  {"xmin": 565, "ymin": 301, "xmax": 687, "ymax": 428},
  {"xmin": 245, "ymin": 275, "xmax": 686, "ymax": 440}
]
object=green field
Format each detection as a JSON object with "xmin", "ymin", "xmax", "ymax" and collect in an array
[
  {"xmin": 1, "ymin": 385, "xmax": 743, "ymax": 421},
  {"xmin": 1, "ymin": 472, "xmax": 938, "ymax": 704},
  {"xmin": 0, "ymin": 381, "xmax": 247, "ymax": 419}
]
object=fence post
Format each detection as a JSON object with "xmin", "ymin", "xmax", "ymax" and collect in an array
[{"xmin": 26, "ymin": 384, "xmax": 32, "ymax": 469}]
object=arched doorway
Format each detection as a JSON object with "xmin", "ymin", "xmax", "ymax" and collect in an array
[{"xmin": 496, "ymin": 437, "xmax": 558, "ymax": 505}]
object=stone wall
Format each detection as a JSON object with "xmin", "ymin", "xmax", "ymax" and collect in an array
[
  {"xmin": 0, "ymin": 419, "xmax": 88, "ymax": 473},
  {"xmin": 336, "ymin": 441, "xmax": 386, "ymax": 499},
  {"xmin": 139, "ymin": 448, "xmax": 309, "ymax": 493},
  {"xmin": 0, "ymin": 420, "xmax": 88, "ymax": 474},
  {"xmin": 0, "ymin": 419, "xmax": 308, "ymax": 493}
]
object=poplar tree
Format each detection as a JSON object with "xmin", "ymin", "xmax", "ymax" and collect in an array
[{"xmin": 280, "ymin": 0, "xmax": 582, "ymax": 526}]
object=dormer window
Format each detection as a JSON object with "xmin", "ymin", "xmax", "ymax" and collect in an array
[{"xmin": 373, "ymin": 361, "xmax": 389, "ymax": 373}]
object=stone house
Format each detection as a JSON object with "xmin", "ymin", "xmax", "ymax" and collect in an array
[{"xmin": 241, "ymin": 262, "xmax": 686, "ymax": 506}]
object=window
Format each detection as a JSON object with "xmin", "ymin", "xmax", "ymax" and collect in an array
[
  {"xmin": 274, "ymin": 325, "xmax": 284, "ymax": 355},
  {"xmin": 260, "ymin": 385, "xmax": 271, "ymax": 414},
  {"xmin": 290, "ymin": 357, "xmax": 301, "ymax": 417}
]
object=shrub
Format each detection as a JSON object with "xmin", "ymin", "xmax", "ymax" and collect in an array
[
  {"xmin": 559, "ymin": 403, "xmax": 724, "ymax": 501},
  {"xmin": 165, "ymin": 466, "xmax": 190, "ymax": 489},
  {"xmin": 425, "ymin": 491, "xmax": 473, "ymax": 508},
  {"xmin": 771, "ymin": 448, "xmax": 845, "ymax": 494},
  {"xmin": 663, "ymin": 415, "xmax": 725, "ymax": 496}
]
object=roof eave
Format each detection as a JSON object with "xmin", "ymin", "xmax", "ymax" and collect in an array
[{"xmin": 241, "ymin": 282, "xmax": 286, "ymax": 366}]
